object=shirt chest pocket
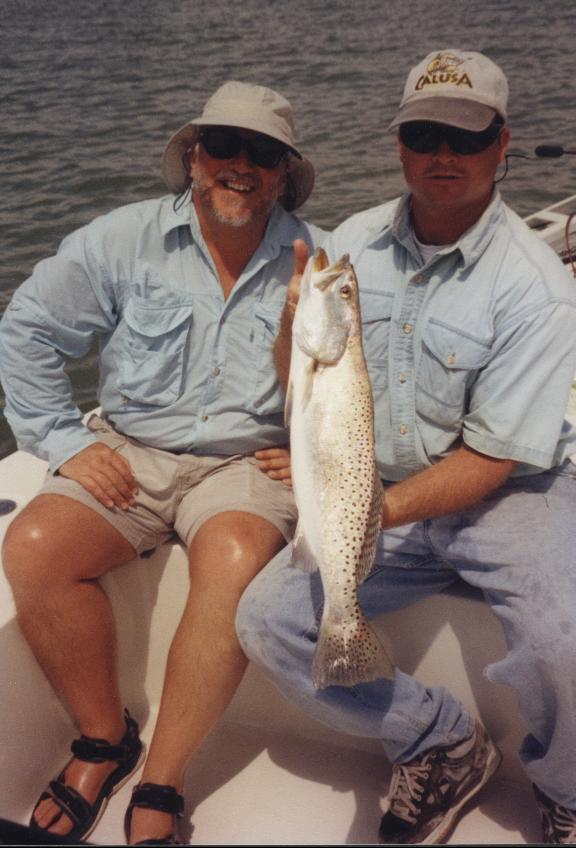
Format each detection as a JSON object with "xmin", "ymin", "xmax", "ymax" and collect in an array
[
  {"xmin": 418, "ymin": 320, "xmax": 492, "ymax": 412},
  {"xmin": 117, "ymin": 295, "xmax": 194, "ymax": 406},
  {"xmin": 360, "ymin": 292, "xmax": 394, "ymax": 389},
  {"xmin": 246, "ymin": 301, "xmax": 285, "ymax": 416}
]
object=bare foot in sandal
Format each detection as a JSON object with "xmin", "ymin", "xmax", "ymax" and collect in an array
[{"xmin": 30, "ymin": 710, "xmax": 144, "ymax": 841}]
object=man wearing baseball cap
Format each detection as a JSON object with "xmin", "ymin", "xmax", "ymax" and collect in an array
[
  {"xmin": 0, "ymin": 81, "xmax": 324, "ymax": 844},
  {"xmin": 237, "ymin": 50, "xmax": 576, "ymax": 844}
]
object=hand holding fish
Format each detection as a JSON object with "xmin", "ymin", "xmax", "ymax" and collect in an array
[
  {"xmin": 284, "ymin": 238, "xmax": 310, "ymax": 317},
  {"xmin": 273, "ymin": 240, "xmax": 310, "ymax": 389}
]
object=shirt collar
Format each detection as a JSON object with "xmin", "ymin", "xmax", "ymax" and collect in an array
[
  {"xmin": 160, "ymin": 197, "xmax": 299, "ymax": 256},
  {"xmin": 391, "ymin": 189, "xmax": 505, "ymax": 269}
]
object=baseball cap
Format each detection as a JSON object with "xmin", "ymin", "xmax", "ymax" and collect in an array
[{"xmin": 389, "ymin": 50, "xmax": 509, "ymax": 131}]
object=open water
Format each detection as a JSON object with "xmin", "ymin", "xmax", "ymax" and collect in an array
[{"xmin": 1, "ymin": 0, "xmax": 575, "ymax": 459}]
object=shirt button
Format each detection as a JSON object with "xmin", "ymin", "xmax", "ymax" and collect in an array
[
  {"xmin": 447, "ymin": 353, "xmax": 456, "ymax": 365},
  {"xmin": 201, "ymin": 415, "xmax": 209, "ymax": 422},
  {"xmin": 213, "ymin": 367, "xmax": 221, "ymax": 376},
  {"xmin": 403, "ymin": 323, "xmax": 413, "ymax": 334},
  {"xmin": 413, "ymin": 274, "xmax": 425, "ymax": 283},
  {"xmin": 399, "ymin": 373, "xmax": 407, "ymax": 384},
  {"xmin": 399, "ymin": 424, "xmax": 408, "ymax": 435}
]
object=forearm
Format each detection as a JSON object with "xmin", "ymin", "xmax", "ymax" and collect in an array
[{"xmin": 382, "ymin": 443, "xmax": 518, "ymax": 529}]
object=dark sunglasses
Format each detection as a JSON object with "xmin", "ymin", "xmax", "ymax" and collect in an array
[
  {"xmin": 198, "ymin": 127, "xmax": 289, "ymax": 169},
  {"xmin": 399, "ymin": 119, "xmax": 504, "ymax": 155}
]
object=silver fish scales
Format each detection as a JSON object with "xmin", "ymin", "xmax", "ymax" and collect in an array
[{"xmin": 286, "ymin": 247, "xmax": 395, "ymax": 688}]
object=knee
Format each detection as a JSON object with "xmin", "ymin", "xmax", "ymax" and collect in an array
[{"xmin": 2, "ymin": 509, "xmax": 59, "ymax": 590}]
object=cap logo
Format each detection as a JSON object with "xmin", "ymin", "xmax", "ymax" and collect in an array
[{"xmin": 415, "ymin": 52, "xmax": 472, "ymax": 92}]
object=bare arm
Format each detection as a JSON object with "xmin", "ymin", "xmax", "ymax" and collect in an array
[
  {"xmin": 273, "ymin": 239, "xmax": 309, "ymax": 389},
  {"xmin": 382, "ymin": 443, "xmax": 518, "ymax": 529}
]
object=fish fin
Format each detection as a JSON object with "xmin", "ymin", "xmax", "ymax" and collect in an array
[
  {"xmin": 312, "ymin": 610, "xmax": 394, "ymax": 689},
  {"xmin": 284, "ymin": 378, "xmax": 293, "ymax": 427},
  {"xmin": 301, "ymin": 359, "xmax": 316, "ymax": 410},
  {"xmin": 356, "ymin": 474, "xmax": 384, "ymax": 584},
  {"xmin": 291, "ymin": 524, "xmax": 318, "ymax": 573}
]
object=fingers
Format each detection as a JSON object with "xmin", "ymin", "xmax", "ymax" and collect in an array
[
  {"xmin": 293, "ymin": 238, "xmax": 309, "ymax": 275},
  {"xmin": 58, "ymin": 443, "xmax": 139, "ymax": 510},
  {"xmin": 254, "ymin": 447, "xmax": 292, "ymax": 487},
  {"xmin": 286, "ymin": 239, "xmax": 310, "ymax": 317}
]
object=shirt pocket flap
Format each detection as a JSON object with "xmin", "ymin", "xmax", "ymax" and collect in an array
[
  {"xmin": 253, "ymin": 300, "xmax": 284, "ymax": 331},
  {"xmin": 359, "ymin": 291, "xmax": 394, "ymax": 324},
  {"xmin": 124, "ymin": 296, "xmax": 194, "ymax": 338},
  {"xmin": 423, "ymin": 320, "xmax": 492, "ymax": 370}
]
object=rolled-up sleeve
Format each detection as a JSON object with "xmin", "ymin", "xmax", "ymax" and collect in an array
[
  {"xmin": 0, "ymin": 226, "xmax": 117, "ymax": 471},
  {"xmin": 463, "ymin": 299, "xmax": 576, "ymax": 468}
]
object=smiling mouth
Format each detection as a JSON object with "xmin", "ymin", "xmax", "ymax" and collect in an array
[{"xmin": 219, "ymin": 178, "xmax": 256, "ymax": 194}]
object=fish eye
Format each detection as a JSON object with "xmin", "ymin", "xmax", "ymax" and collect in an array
[{"xmin": 340, "ymin": 284, "xmax": 352, "ymax": 299}]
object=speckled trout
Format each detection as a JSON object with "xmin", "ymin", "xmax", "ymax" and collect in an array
[{"xmin": 286, "ymin": 248, "xmax": 395, "ymax": 688}]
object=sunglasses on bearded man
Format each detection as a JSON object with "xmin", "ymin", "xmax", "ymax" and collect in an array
[{"xmin": 198, "ymin": 127, "xmax": 291, "ymax": 169}]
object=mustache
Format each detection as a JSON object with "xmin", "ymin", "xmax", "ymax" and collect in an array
[{"xmin": 423, "ymin": 167, "xmax": 465, "ymax": 177}]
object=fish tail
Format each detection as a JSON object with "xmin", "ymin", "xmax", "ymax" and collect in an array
[{"xmin": 312, "ymin": 612, "xmax": 394, "ymax": 689}]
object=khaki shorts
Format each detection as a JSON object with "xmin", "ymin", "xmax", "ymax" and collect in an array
[{"xmin": 38, "ymin": 414, "xmax": 297, "ymax": 555}]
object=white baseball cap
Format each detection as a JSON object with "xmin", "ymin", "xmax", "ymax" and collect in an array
[{"xmin": 389, "ymin": 50, "xmax": 509, "ymax": 131}]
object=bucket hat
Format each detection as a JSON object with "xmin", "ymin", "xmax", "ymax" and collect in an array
[
  {"xmin": 389, "ymin": 50, "xmax": 508, "ymax": 131},
  {"xmin": 162, "ymin": 81, "xmax": 315, "ymax": 211}
]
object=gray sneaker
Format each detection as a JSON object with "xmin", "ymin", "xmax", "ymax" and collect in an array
[
  {"xmin": 534, "ymin": 784, "xmax": 576, "ymax": 844},
  {"xmin": 378, "ymin": 720, "xmax": 502, "ymax": 844}
]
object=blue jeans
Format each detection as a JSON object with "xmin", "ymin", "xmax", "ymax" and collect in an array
[{"xmin": 236, "ymin": 461, "xmax": 576, "ymax": 809}]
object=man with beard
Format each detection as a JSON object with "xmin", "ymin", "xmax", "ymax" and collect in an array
[{"xmin": 0, "ymin": 81, "xmax": 323, "ymax": 845}]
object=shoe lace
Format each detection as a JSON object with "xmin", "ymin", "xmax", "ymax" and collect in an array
[
  {"xmin": 545, "ymin": 802, "xmax": 576, "ymax": 842},
  {"xmin": 388, "ymin": 758, "xmax": 432, "ymax": 823}
]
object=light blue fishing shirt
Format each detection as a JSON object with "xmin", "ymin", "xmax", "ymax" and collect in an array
[
  {"xmin": 324, "ymin": 192, "xmax": 576, "ymax": 481},
  {"xmin": 0, "ymin": 196, "xmax": 325, "ymax": 472}
]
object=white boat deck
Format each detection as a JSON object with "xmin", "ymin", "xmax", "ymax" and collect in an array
[{"xmin": 1, "ymin": 197, "xmax": 575, "ymax": 844}]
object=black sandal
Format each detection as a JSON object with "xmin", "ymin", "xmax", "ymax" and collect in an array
[
  {"xmin": 124, "ymin": 782, "xmax": 185, "ymax": 846},
  {"xmin": 30, "ymin": 709, "xmax": 144, "ymax": 842}
]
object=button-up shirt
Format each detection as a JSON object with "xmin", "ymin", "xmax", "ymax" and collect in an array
[
  {"xmin": 324, "ymin": 192, "xmax": 576, "ymax": 481},
  {"xmin": 0, "ymin": 197, "xmax": 325, "ymax": 471}
]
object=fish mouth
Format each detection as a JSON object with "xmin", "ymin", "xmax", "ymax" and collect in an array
[{"xmin": 312, "ymin": 249, "xmax": 350, "ymax": 276}]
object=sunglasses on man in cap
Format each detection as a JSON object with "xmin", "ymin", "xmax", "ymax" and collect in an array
[{"xmin": 399, "ymin": 117, "xmax": 504, "ymax": 156}]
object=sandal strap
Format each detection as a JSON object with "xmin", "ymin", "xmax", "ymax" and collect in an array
[
  {"xmin": 129, "ymin": 783, "xmax": 185, "ymax": 817},
  {"xmin": 46, "ymin": 778, "xmax": 93, "ymax": 829},
  {"xmin": 70, "ymin": 708, "xmax": 141, "ymax": 763},
  {"xmin": 124, "ymin": 782, "xmax": 184, "ymax": 845}
]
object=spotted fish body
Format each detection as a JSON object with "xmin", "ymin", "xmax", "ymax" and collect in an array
[{"xmin": 286, "ymin": 248, "xmax": 395, "ymax": 688}]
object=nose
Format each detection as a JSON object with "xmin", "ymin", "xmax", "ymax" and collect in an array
[
  {"xmin": 432, "ymin": 141, "xmax": 458, "ymax": 161},
  {"xmin": 228, "ymin": 146, "xmax": 253, "ymax": 171}
]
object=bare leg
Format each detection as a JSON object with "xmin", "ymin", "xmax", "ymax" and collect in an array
[
  {"xmin": 2, "ymin": 494, "xmax": 137, "ymax": 836},
  {"xmin": 127, "ymin": 511, "xmax": 285, "ymax": 845}
]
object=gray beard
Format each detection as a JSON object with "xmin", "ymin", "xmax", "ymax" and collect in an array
[{"xmin": 191, "ymin": 170, "xmax": 279, "ymax": 228}]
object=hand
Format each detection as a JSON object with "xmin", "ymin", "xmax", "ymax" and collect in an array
[
  {"xmin": 254, "ymin": 446, "xmax": 292, "ymax": 487},
  {"xmin": 58, "ymin": 443, "xmax": 139, "ymax": 510},
  {"xmin": 285, "ymin": 239, "xmax": 310, "ymax": 317}
]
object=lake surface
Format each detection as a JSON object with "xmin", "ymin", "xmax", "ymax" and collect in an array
[{"xmin": 1, "ymin": 0, "xmax": 575, "ymax": 459}]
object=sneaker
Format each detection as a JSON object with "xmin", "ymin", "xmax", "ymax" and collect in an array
[
  {"xmin": 378, "ymin": 720, "xmax": 502, "ymax": 844},
  {"xmin": 534, "ymin": 784, "xmax": 576, "ymax": 844}
]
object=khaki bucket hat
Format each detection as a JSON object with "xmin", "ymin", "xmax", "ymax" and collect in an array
[{"xmin": 162, "ymin": 81, "xmax": 315, "ymax": 212}]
